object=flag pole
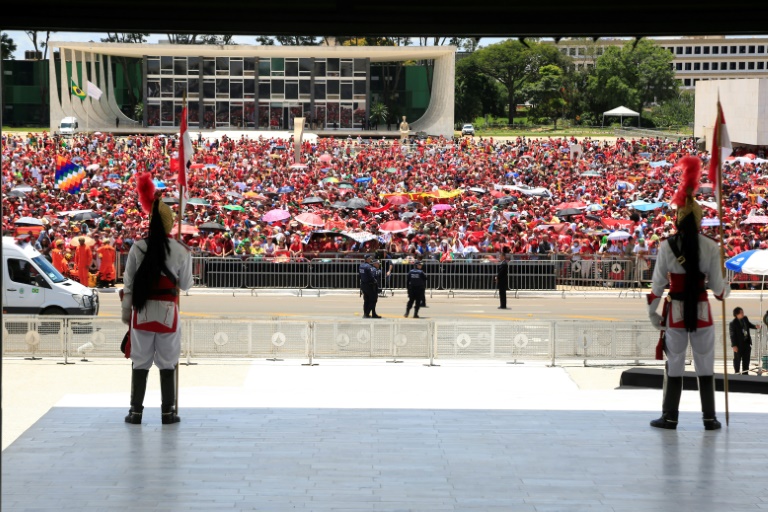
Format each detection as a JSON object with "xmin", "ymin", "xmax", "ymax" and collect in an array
[
  {"xmin": 713, "ymin": 97, "xmax": 730, "ymax": 426},
  {"xmin": 175, "ymin": 92, "xmax": 187, "ymax": 416}
]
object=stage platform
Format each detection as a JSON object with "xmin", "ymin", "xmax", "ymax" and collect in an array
[
  {"xmin": 3, "ymin": 360, "xmax": 768, "ymax": 511},
  {"xmin": 620, "ymin": 367, "xmax": 768, "ymax": 394}
]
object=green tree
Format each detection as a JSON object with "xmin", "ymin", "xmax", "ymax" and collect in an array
[
  {"xmin": 368, "ymin": 102, "xmax": 388, "ymax": 129},
  {"xmin": 455, "ymin": 57, "xmax": 506, "ymax": 123},
  {"xmin": 1, "ymin": 33, "xmax": 17, "ymax": 60},
  {"xmin": 256, "ymin": 36, "xmax": 320, "ymax": 45},
  {"xmin": 525, "ymin": 64, "xmax": 567, "ymax": 128},
  {"xmin": 649, "ymin": 90, "xmax": 695, "ymax": 128},
  {"xmin": 165, "ymin": 34, "xmax": 235, "ymax": 45},
  {"xmin": 468, "ymin": 39, "xmax": 567, "ymax": 125},
  {"xmin": 586, "ymin": 39, "xmax": 678, "ymax": 124}
]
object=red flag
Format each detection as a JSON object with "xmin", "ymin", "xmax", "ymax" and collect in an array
[
  {"xmin": 178, "ymin": 107, "xmax": 192, "ymax": 189},
  {"xmin": 708, "ymin": 100, "xmax": 732, "ymax": 199}
]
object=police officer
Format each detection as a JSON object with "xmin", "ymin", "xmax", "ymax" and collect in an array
[
  {"xmin": 495, "ymin": 251, "xmax": 510, "ymax": 309},
  {"xmin": 359, "ymin": 255, "xmax": 381, "ymax": 318},
  {"xmin": 405, "ymin": 260, "xmax": 428, "ymax": 318}
]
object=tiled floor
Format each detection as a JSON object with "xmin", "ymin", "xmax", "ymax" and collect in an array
[{"xmin": 3, "ymin": 361, "xmax": 768, "ymax": 511}]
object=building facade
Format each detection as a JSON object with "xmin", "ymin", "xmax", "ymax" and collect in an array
[
  {"xmin": 47, "ymin": 42, "xmax": 456, "ymax": 137},
  {"xmin": 554, "ymin": 36, "xmax": 768, "ymax": 89}
]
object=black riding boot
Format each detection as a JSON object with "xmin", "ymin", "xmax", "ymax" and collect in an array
[
  {"xmin": 413, "ymin": 306, "xmax": 420, "ymax": 318},
  {"xmin": 698, "ymin": 375, "xmax": 722, "ymax": 430},
  {"xmin": 160, "ymin": 368, "xmax": 180, "ymax": 424},
  {"xmin": 404, "ymin": 307, "xmax": 410, "ymax": 318},
  {"xmin": 125, "ymin": 368, "xmax": 149, "ymax": 424},
  {"xmin": 650, "ymin": 370, "xmax": 682, "ymax": 430}
]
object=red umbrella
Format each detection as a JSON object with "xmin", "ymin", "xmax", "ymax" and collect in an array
[
  {"xmin": 490, "ymin": 190, "xmax": 506, "ymax": 198},
  {"xmin": 386, "ymin": 195, "xmax": 410, "ymax": 205},
  {"xmin": 295, "ymin": 212, "xmax": 325, "ymax": 227},
  {"xmin": 555, "ymin": 201, "xmax": 587, "ymax": 210},
  {"xmin": 379, "ymin": 220, "xmax": 410, "ymax": 234},
  {"xmin": 319, "ymin": 153, "xmax": 332, "ymax": 163},
  {"xmin": 170, "ymin": 223, "xmax": 199, "ymax": 236}
]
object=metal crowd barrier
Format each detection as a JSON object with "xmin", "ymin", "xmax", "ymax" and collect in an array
[{"xmin": 4, "ymin": 315, "xmax": 721, "ymax": 367}]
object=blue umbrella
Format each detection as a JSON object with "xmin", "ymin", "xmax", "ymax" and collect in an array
[
  {"xmin": 355, "ymin": 177, "xmax": 372, "ymax": 183},
  {"xmin": 153, "ymin": 179, "xmax": 166, "ymax": 189},
  {"xmin": 586, "ymin": 204, "xmax": 604, "ymax": 212},
  {"xmin": 278, "ymin": 186, "xmax": 295, "ymax": 194},
  {"xmin": 725, "ymin": 250, "xmax": 768, "ymax": 275},
  {"xmin": 629, "ymin": 200, "xmax": 667, "ymax": 212},
  {"xmin": 639, "ymin": 152, "xmax": 652, "ymax": 158},
  {"xmin": 108, "ymin": 173, "xmax": 120, "ymax": 179}
]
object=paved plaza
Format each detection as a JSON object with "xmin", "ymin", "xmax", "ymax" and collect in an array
[{"xmin": 3, "ymin": 357, "xmax": 768, "ymax": 511}]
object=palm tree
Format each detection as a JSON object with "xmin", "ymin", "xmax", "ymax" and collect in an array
[{"xmin": 369, "ymin": 102, "xmax": 388, "ymax": 130}]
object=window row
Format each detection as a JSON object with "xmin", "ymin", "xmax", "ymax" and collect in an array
[
  {"xmin": 147, "ymin": 57, "xmax": 258, "ymax": 77},
  {"xmin": 674, "ymin": 61, "xmax": 768, "ymax": 71},
  {"xmin": 665, "ymin": 45, "xmax": 767, "ymax": 56},
  {"xmin": 147, "ymin": 78, "xmax": 367, "ymax": 101},
  {"xmin": 259, "ymin": 58, "xmax": 367, "ymax": 78},
  {"xmin": 145, "ymin": 99, "xmax": 368, "ymax": 130}
]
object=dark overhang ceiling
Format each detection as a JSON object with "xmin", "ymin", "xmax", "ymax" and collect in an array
[{"xmin": 3, "ymin": 1, "xmax": 766, "ymax": 38}]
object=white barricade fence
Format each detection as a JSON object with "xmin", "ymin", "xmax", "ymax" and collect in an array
[
  {"xmin": 2, "ymin": 315, "xmax": 66, "ymax": 359},
  {"xmin": 1, "ymin": 316, "xmax": 728, "ymax": 366},
  {"xmin": 433, "ymin": 320, "xmax": 553, "ymax": 361},
  {"xmin": 311, "ymin": 320, "xmax": 432, "ymax": 360},
  {"xmin": 186, "ymin": 319, "xmax": 310, "ymax": 359}
]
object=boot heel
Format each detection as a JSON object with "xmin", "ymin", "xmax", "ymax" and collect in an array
[
  {"xmin": 124, "ymin": 410, "xmax": 142, "ymax": 424},
  {"xmin": 162, "ymin": 410, "xmax": 181, "ymax": 424}
]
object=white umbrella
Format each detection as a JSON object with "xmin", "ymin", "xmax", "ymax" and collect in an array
[{"xmin": 607, "ymin": 230, "xmax": 631, "ymax": 241}]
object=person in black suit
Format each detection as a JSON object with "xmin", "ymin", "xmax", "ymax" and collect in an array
[
  {"xmin": 730, "ymin": 307, "xmax": 760, "ymax": 374},
  {"xmin": 405, "ymin": 260, "xmax": 428, "ymax": 318},
  {"xmin": 495, "ymin": 251, "xmax": 510, "ymax": 309},
  {"xmin": 358, "ymin": 255, "xmax": 380, "ymax": 318}
]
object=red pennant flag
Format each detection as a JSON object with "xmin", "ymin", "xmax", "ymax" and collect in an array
[{"xmin": 708, "ymin": 100, "xmax": 732, "ymax": 201}]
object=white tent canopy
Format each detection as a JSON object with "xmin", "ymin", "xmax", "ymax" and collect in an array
[{"xmin": 602, "ymin": 106, "xmax": 640, "ymax": 127}]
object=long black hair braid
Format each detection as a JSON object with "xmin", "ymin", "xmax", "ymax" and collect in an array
[
  {"xmin": 677, "ymin": 213, "xmax": 702, "ymax": 332},
  {"xmin": 131, "ymin": 200, "xmax": 171, "ymax": 312}
]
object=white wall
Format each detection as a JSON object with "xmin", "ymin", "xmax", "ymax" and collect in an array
[{"xmin": 695, "ymin": 79, "xmax": 767, "ymax": 147}]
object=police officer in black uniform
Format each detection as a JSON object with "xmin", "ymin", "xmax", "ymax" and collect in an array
[
  {"xmin": 405, "ymin": 260, "xmax": 428, "ymax": 318},
  {"xmin": 359, "ymin": 254, "xmax": 381, "ymax": 318},
  {"xmin": 495, "ymin": 250, "xmax": 510, "ymax": 309}
]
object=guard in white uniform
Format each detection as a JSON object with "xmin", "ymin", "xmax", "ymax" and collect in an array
[
  {"xmin": 647, "ymin": 156, "xmax": 728, "ymax": 430},
  {"xmin": 122, "ymin": 173, "xmax": 193, "ymax": 425}
]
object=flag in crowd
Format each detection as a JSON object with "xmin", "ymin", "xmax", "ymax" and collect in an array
[
  {"xmin": 176, "ymin": 105, "xmax": 193, "ymax": 212},
  {"xmin": 55, "ymin": 155, "xmax": 86, "ymax": 194},
  {"xmin": 709, "ymin": 99, "xmax": 732, "ymax": 202},
  {"xmin": 86, "ymin": 81, "xmax": 103, "ymax": 100},
  {"xmin": 70, "ymin": 79, "xmax": 87, "ymax": 100}
]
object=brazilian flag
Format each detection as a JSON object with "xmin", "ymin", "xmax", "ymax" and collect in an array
[{"xmin": 71, "ymin": 79, "xmax": 86, "ymax": 100}]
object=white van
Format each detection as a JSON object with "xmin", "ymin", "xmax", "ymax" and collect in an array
[
  {"xmin": 2, "ymin": 237, "xmax": 99, "ymax": 316},
  {"xmin": 59, "ymin": 116, "xmax": 79, "ymax": 137}
]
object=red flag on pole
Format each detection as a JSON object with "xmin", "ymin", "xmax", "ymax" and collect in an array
[
  {"xmin": 708, "ymin": 100, "xmax": 732, "ymax": 200},
  {"xmin": 178, "ymin": 107, "xmax": 192, "ymax": 188}
]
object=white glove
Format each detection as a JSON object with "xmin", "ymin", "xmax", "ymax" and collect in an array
[
  {"xmin": 647, "ymin": 296, "xmax": 661, "ymax": 318},
  {"xmin": 121, "ymin": 293, "xmax": 132, "ymax": 325},
  {"xmin": 649, "ymin": 312, "xmax": 665, "ymax": 331},
  {"xmin": 715, "ymin": 287, "xmax": 731, "ymax": 301}
]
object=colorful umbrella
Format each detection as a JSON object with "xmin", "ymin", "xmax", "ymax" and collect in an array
[
  {"xmin": 170, "ymin": 222, "xmax": 199, "ymax": 236},
  {"xmin": 223, "ymin": 205, "xmax": 245, "ymax": 212},
  {"xmin": 432, "ymin": 204, "xmax": 453, "ymax": 211},
  {"xmin": 319, "ymin": 153, "xmax": 332, "ymax": 163},
  {"xmin": 295, "ymin": 212, "xmax": 325, "ymax": 227},
  {"xmin": 726, "ymin": 250, "xmax": 768, "ymax": 275},
  {"xmin": 322, "ymin": 177, "xmax": 339, "ymax": 183},
  {"xmin": 386, "ymin": 195, "xmax": 410, "ymax": 205},
  {"xmin": 263, "ymin": 209, "xmax": 291, "ymax": 222},
  {"xmin": 379, "ymin": 220, "xmax": 410, "ymax": 234}
]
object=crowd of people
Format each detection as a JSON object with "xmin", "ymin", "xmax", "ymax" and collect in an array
[{"xmin": 3, "ymin": 129, "xmax": 768, "ymax": 287}]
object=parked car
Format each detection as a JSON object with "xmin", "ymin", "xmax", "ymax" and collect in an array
[{"xmin": 461, "ymin": 124, "xmax": 475, "ymax": 136}]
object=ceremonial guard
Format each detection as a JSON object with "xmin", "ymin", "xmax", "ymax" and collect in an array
[
  {"xmin": 121, "ymin": 173, "xmax": 193, "ymax": 425},
  {"xmin": 647, "ymin": 157, "xmax": 728, "ymax": 430},
  {"xmin": 405, "ymin": 260, "xmax": 428, "ymax": 318},
  {"xmin": 495, "ymin": 251, "xmax": 510, "ymax": 309}
]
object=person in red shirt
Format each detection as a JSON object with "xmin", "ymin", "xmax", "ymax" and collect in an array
[
  {"xmin": 74, "ymin": 237, "xmax": 93, "ymax": 287},
  {"xmin": 97, "ymin": 238, "xmax": 117, "ymax": 287}
]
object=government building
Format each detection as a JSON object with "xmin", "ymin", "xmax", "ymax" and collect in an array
[{"xmin": 45, "ymin": 42, "xmax": 456, "ymax": 137}]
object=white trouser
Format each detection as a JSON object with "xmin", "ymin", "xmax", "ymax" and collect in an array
[
  {"xmin": 129, "ymin": 328, "xmax": 181, "ymax": 370},
  {"xmin": 664, "ymin": 325, "xmax": 715, "ymax": 377}
]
